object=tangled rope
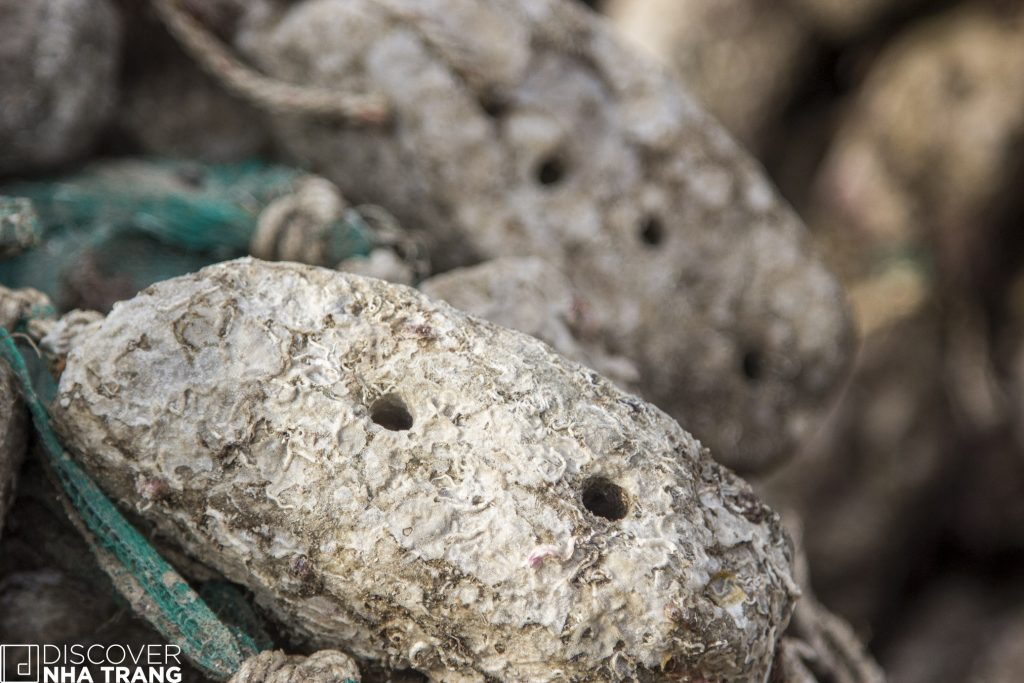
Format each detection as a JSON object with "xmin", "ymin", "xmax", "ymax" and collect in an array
[{"xmin": 150, "ymin": 0, "xmax": 390, "ymax": 124}]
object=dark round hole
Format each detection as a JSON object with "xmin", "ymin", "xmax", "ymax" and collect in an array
[
  {"xmin": 581, "ymin": 477, "xmax": 629, "ymax": 521},
  {"xmin": 535, "ymin": 154, "xmax": 566, "ymax": 186},
  {"xmin": 741, "ymin": 350, "xmax": 763, "ymax": 382},
  {"xmin": 479, "ymin": 95, "xmax": 508, "ymax": 119},
  {"xmin": 639, "ymin": 215, "xmax": 664, "ymax": 247},
  {"xmin": 370, "ymin": 395, "xmax": 413, "ymax": 431}
]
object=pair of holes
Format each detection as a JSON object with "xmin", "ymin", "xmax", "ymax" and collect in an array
[
  {"xmin": 539, "ymin": 151, "xmax": 766, "ymax": 383},
  {"xmin": 533, "ymin": 155, "xmax": 665, "ymax": 248},
  {"xmin": 370, "ymin": 396, "xmax": 630, "ymax": 522},
  {"xmin": 535, "ymin": 153, "xmax": 666, "ymax": 248}
]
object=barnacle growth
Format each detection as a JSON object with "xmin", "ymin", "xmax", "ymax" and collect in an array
[
  {"xmin": 52, "ymin": 259, "xmax": 797, "ymax": 682},
  {"xmin": 194, "ymin": 0, "xmax": 857, "ymax": 474}
]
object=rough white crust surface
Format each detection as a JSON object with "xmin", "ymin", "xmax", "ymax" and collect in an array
[
  {"xmin": 229, "ymin": 0, "xmax": 853, "ymax": 474},
  {"xmin": 53, "ymin": 259, "xmax": 796, "ymax": 682},
  {"xmin": 230, "ymin": 650, "xmax": 361, "ymax": 683}
]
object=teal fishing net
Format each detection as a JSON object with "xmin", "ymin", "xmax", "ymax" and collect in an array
[
  {"xmin": 0, "ymin": 158, "xmax": 374, "ymax": 309},
  {"xmin": 0, "ymin": 159, "xmax": 386, "ymax": 680}
]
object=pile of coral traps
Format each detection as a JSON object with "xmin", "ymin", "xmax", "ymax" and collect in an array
[{"xmin": 6, "ymin": 1, "xmax": 1023, "ymax": 682}]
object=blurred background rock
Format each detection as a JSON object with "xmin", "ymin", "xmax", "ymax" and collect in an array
[{"xmin": 603, "ymin": 0, "xmax": 1024, "ymax": 680}]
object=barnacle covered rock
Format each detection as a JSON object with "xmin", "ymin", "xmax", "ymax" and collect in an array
[
  {"xmin": 52, "ymin": 259, "xmax": 797, "ymax": 682},
  {"xmin": 223, "ymin": 0, "xmax": 852, "ymax": 474},
  {"xmin": 0, "ymin": 0, "xmax": 121, "ymax": 173},
  {"xmin": 230, "ymin": 650, "xmax": 360, "ymax": 683}
]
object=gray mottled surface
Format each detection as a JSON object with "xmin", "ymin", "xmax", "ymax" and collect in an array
[
  {"xmin": 419, "ymin": 257, "xmax": 640, "ymax": 391},
  {"xmin": 0, "ymin": 0, "xmax": 121, "ymax": 173},
  {"xmin": 226, "ymin": 0, "xmax": 853, "ymax": 474},
  {"xmin": 53, "ymin": 259, "xmax": 796, "ymax": 682}
]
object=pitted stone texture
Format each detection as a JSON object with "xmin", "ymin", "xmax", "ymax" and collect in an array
[
  {"xmin": 0, "ymin": 0, "xmax": 121, "ymax": 173},
  {"xmin": 231, "ymin": 650, "xmax": 360, "ymax": 683},
  {"xmin": 229, "ymin": 0, "xmax": 852, "ymax": 474},
  {"xmin": 54, "ymin": 259, "xmax": 796, "ymax": 682}
]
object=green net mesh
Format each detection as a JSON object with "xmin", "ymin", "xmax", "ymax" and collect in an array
[
  {"xmin": 0, "ymin": 159, "xmax": 386, "ymax": 680},
  {"xmin": 0, "ymin": 159, "xmax": 373, "ymax": 309}
]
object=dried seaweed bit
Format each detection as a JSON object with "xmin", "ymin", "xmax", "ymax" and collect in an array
[{"xmin": 53, "ymin": 258, "xmax": 798, "ymax": 682}]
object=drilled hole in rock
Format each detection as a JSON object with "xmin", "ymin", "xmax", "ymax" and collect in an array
[
  {"xmin": 370, "ymin": 395, "xmax": 413, "ymax": 431},
  {"xmin": 741, "ymin": 350, "xmax": 764, "ymax": 382},
  {"xmin": 639, "ymin": 215, "xmax": 664, "ymax": 247},
  {"xmin": 479, "ymin": 95, "xmax": 508, "ymax": 119},
  {"xmin": 535, "ymin": 154, "xmax": 567, "ymax": 186},
  {"xmin": 582, "ymin": 477, "xmax": 629, "ymax": 521}
]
